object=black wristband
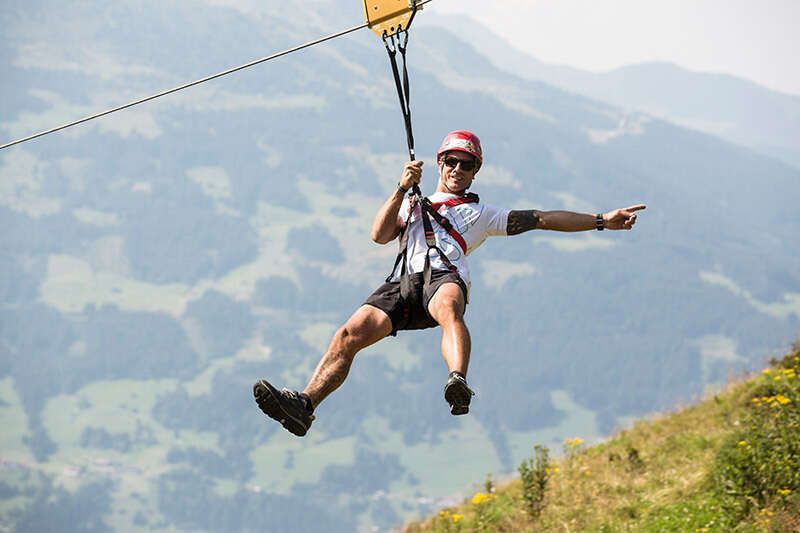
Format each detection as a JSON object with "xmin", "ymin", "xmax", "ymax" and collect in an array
[
  {"xmin": 397, "ymin": 182, "xmax": 408, "ymax": 194},
  {"xmin": 596, "ymin": 213, "xmax": 605, "ymax": 231}
]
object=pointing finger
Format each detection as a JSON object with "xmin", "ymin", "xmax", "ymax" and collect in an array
[{"xmin": 626, "ymin": 204, "xmax": 646, "ymax": 212}]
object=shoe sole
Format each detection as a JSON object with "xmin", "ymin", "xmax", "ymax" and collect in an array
[
  {"xmin": 444, "ymin": 382, "xmax": 472, "ymax": 416},
  {"xmin": 253, "ymin": 380, "xmax": 310, "ymax": 437}
]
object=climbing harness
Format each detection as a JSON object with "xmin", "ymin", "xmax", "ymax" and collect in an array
[{"xmin": 387, "ymin": 193, "xmax": 480, "ymax": 296}]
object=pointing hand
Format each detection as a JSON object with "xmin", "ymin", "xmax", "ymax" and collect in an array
[{"xmin": 602, "ymin": 204, "xmax": 646, "ymax": 230}]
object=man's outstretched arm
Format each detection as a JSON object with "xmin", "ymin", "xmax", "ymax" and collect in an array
[{"xmin": 507, "ymin": 204, "xmax": 646, "ymax": 235}]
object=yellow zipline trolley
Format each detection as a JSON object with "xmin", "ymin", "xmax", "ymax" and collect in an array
[{"xmin": 363, "ymin": 0, "xmax": 423, "ymax": 37}]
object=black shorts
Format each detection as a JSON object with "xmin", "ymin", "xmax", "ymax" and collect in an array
[{"xmin": 364, "ymin": 270, "xmax": 468, "ymax": 335}]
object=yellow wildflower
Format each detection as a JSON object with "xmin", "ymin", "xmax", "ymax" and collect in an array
[
  {"xmin": 565, "ymin": 437, "xmax": 584, "ymax": 448},
  {"xmin": 472, "ymin": 492, "xmax": 491, "ymax": 505},
  {"xmin": 452, "ymin": 514, "xmax": 463, "ymax": 523},
  {"xmin": 778, "ymin": 488, "xmax": 792, "ymax": 496},
  {"xmin": 763, "ymin": 369, "xmax": 772, "ymax": 375},
  {"xmin": 757, "ymin": 509, "xmax": 773, "ymax": 526},
  {"xmin": 775, "ymin": 395, "xmax": 791, "ymax": 405},
  {"xmin": 737, "ymin": 440, "xmax": 747, "ymax": 447}
]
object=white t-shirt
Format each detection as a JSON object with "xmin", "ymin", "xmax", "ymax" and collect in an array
[{"xmin": 390, "ymin": 191, "xmax": 510, "ymax": 288}]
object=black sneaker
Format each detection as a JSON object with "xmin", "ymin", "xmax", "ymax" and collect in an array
[
  {"xmin": 253, "ymin": 379, "xmax": 315, "ymax": 437},
  {"xmin": 444, "ymin": 373, "xmax": 474, "ymax": 415}
]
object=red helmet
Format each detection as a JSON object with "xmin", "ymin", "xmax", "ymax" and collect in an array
[{"xmin": 436, "ymin": 130, "xmax": 483, "ymax": 168}]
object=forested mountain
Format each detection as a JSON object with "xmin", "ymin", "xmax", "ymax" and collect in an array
[{"xmin": 1, "ymin": 2, "xmax": 798, "ymax": 531}]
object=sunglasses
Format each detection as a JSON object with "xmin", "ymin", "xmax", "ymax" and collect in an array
[{"xmin": 442, "ymin": 155, "xmax": 477, "ymax": 172}]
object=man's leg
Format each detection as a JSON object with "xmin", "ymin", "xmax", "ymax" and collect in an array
[
  {"xmin": 304, "ymin": 304, "xmax": 393, "ymax": 408},
  {"xmin": 427, "ymin": 282, "xmax": 474, "ymax": 415},
  {"xmin": 254, "ymin": 304, "xmax": 393, "ymax": 436},
  {"xmin": 427, "ymin": 282, "xmax": 470, "ymax": 375}
]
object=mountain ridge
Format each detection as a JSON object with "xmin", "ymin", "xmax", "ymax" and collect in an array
[{"xmin": 419, "ymin": 13, "xmax": 800, "ymax": 169}]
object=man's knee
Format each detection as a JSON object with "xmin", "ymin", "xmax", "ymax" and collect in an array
[
  {"xmin": 436, "ymin": 303, "xmax": 465, "ymax": 325},
  {"xmin": 332, "ymin": 324, "xmax": 358, "ymax": 353},
  {"xmin": 428, "ymin": 284, "xmax": 466, "ymax": 325},
  {"xmin": 330, "ymin": 306, "xmax": 392, "ymax": 353}
]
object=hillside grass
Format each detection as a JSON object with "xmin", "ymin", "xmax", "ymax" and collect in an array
[{"xmin": 401, "ymin": 342, "xmax": 800, "ymax": 532}]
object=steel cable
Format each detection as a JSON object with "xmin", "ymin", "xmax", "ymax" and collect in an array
[
  {"xmin": 1, "ymin": 0, "xmax": 434, "ymax": 150},
  {"xmin": 1, "ymin": 22, "xmax": 370, "ymax": 150}
]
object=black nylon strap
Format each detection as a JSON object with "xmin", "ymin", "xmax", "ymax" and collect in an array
[
  {"xmin": 383, "ymin": 29, "xmax": 415, "ymax": 163},
  {"xmin": 381, "ymin": 16, "xmax": 460, "ymax": 295},
  {"xmin": 386, "ymin": 215, "xmax": 410, "ymax": 283},
  {"xmin": 398, "ymin": 31, "xmax": 415, "ymax": 162},
  {"xmin": 419, "ymin": 198, "xmax": 437, "ymax": 248},
  {"xmin": 423, "ymin": 199, "xmax": 453, "ymax": 234}
]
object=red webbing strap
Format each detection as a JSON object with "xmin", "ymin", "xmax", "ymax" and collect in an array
[
  {"xmin": 428, "ymin": 192, "xmax": 479, "ymax": 212},
  {"xmin": 421, "ymin": 193, "xmax": 479, "ymax": 254}
]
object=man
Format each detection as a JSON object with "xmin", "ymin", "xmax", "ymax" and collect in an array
[{"xmin": 254, "ymin": 130, "xmax": 645, "ymax": 436}]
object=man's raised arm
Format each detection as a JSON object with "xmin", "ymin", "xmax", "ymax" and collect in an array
[
  {"xmin": 507, "ymin": 205, "xmax": 646, "ymax": 235},
  {"xmin": 371, "ymin": 161, "xmax": 424, "ymax": 244}
]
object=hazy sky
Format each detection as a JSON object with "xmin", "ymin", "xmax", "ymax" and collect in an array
[{"xmin": 427, "ymin": 0, "xmax": 800, "ymax": 96}]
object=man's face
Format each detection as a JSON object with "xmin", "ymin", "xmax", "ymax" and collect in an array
[{"xmin": 438, "ymin": 151, "xmax": 478, "ymax": 194}]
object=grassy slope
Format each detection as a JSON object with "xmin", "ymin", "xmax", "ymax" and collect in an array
[{"xmin": 401, "ymin": 344, "xmax": 800, "ymax": 532}]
